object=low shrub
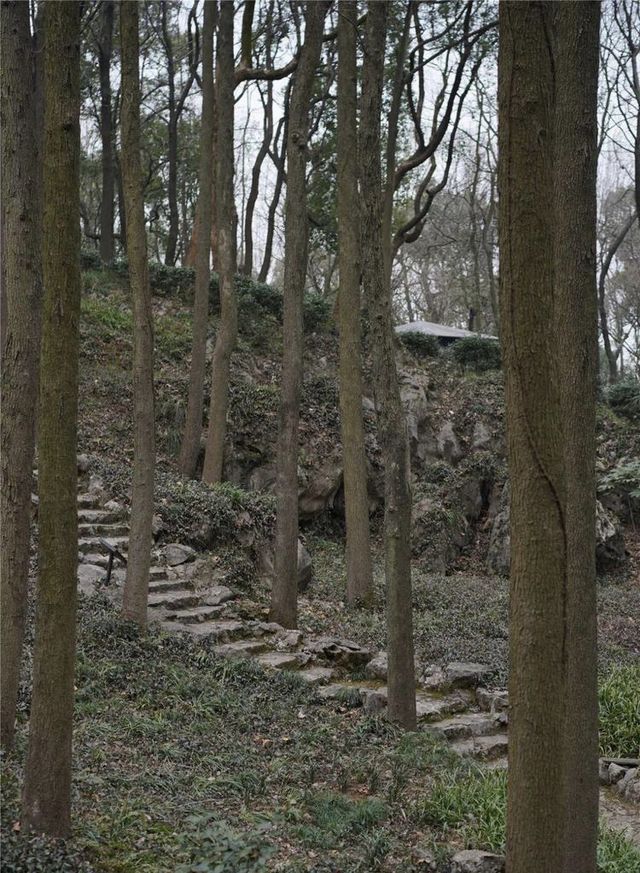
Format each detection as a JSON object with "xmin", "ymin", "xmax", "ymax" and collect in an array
[
  {"xmin": 177, "ymin": 816, "xmax": 275, "ymax": 873},
  {"xmin": 302, "ymin": 292, "xmax": 332, "ymax": 332},
  {"xmin": 607, "ymin": 379, "xmax": 640, "ymax": 421},
  {"xmin": 399, "ymin": 331, "xmax": 441, "ymax": 359},
  {"xmin": 80, "ymin": 248, "xmax": 103, "ymax": 271},
  {"xmin": 155, "ymin": 474, "xmax": 275, "ymax": 551},
  {"xmin": 450, "ymin": 336, "xmax": 501, "ymax": 372}
]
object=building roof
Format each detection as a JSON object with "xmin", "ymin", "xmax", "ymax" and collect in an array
[{"xmin": 395, "ymin": 320, "xmax": 498, "ymax": 341}]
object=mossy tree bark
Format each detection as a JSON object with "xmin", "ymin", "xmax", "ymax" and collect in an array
[
  {"xmin": 0, "ymin": 0, "xmax": 43, "ymax": 752},
  {"xmin": 21, "ymin": 0, "xmax": 81, "ymax": 836},
  {"xmin": 499, "ymin": 3, "xmax": 600, "ymax": 870},
  {"xmin": 270, "ymin": 1, "xmax": 330, "ymax": 629},
  {"xmin": 179, "ymin": 0, "xmax": 217, "ymax": 478},
  {"xmin": 202, "ymin": 0, "xmax": 237, "ymax": 485},
  {"xmin": 120, "ymin": 1, "xmax": 156, "ymax": 627},
  {"xmin": 360, "ymin": 1, "xmax": 416, "ymax": 729},
  {"xmin": 554, "ymin": 4, "xmax": 600, "ymax": 870},
  {"xmin": 337, "ymin": 0, "xmax": 374, "ymax": 607}
]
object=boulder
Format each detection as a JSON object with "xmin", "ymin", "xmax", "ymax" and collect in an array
[
  {"xmin": 451, "ymin": 850, "xmax": 505, "ymax": 873},
  {"xmin": 77, "ymin": 454, "xmax": 91, "ymax": 474},
  {"xmin": 77, "ymin": 563, "xmax": 105, "ymax": 595},
  {"xmin": 364, "ymin": 651, "xmax": 388, "ymax": 681},
  {"xmin": 436, "ymin": 421, "xmax": 463, "ymax": 465},
  {"xmin": 445, "ymin": 661, "xmax": 492, "ymax": 688},
  {"xmin": 400, "ymin": 379, "xmax": 436, "ymax": 463},
  {"xmin": 162, "ymin": 543, "xmax": 196, "ymax": 566},
  {"xmin": 617, "ymin": 767, "xmax": 640, "ymax": 803},
  {"xmin": 298, "ymin": 459, "xmax": 343, "ymax": 519},
  {"xmin": 203, "ymin": 584, "xmax": 236, "ymax": 606},
  {"xmin": 487, "ymin": 483, "xmax": 510, "ymax": 576},
  {"xmin": 305, "ymin": 636, "xmax": 371, "ymax": 669},
  {"xmin": 257, "ymin": 538, "xmax": 313, "ymax": 592},
  {"xmin": 471, "ymin": 421, "xmax": 492, "ymax": 453},
  {"xmin": 247, "ymin": 463, "xmax": 276, "ymax": 493}
]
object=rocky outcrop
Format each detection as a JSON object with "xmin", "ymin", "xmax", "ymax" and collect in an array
[
  {"xmin": 257, "ymin": 538, "xmax": 313, "ymax": 592},
  {"xmin": 487, "ymin": 491, "xmax": 625, "ymax": 576}
]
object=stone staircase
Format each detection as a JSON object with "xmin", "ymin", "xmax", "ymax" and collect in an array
[{"xmin": 71, "ymin": 476, "xmax": 639, "ymax": 851}]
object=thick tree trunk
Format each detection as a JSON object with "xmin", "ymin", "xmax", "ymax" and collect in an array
[
  {"xmin": 98, "ymin": 0, "xmax": 115, "ymax": 263},
  {"xmin": 553, "ymin": 4, "xmax": 600, "ymax": 870},
  {"xmin": 202, "ymin": 0, "xmax": 237, "ymax": 484},
  {"xmin": 360, "ymin": 1, "xmax": 416, "ymax": 729},
  {"xmin": 270, "ymin": 1, "xmax": 330, "ymax": 628},
  {"xmin": 337, "ymin": 0, "xmax": 373, "ymax": 607},
  {"xmin": 179, "ymin": 0, "xmax": 217, "ymax": 477},
  {"xmin": 0, "ymin": 0, "xmax": 43, "ymax": 752},
  {"xmin": 21, "ymin": 1, "xmax": 81, "ymax": 836},
  {"xmin": 120, "ymin": 1, "xmax": 156, "ymax": 627},
  {"xmin": 499, "ymin": 4, "xmax": 579, "ymax": 870}
]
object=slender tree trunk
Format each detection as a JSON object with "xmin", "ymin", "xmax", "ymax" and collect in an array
[
  {"xmin": 161, "ymin": 0, "xmax": 179, "ymax": 267},
  {"xmin": 553, "ymin": 4, "xmax": 600, "ymax": 870},
  {"xmin": 257, "ymin": 102, "xmax": 288, "ymax": 283},
  {"xmin": 598, "ymin": 212, "xmax": 635, "ymax": 385},
  {"xmin": 0, "ymin": 0, "xmax": 43, "ymax": 752},
  {"xmin": 499, "ymin": 4, "xmax": 567, "ymax": 869},
  {"xmin": 337, "ymin": 0, "xmax": 373, "ymax": 607},
  {"xmin": 242, "ymin": 80, "xmax": 273, "ymax": 277},
  {"xmin": 21, "ymin": 1, "xmax": 81, "ymax": 836},
  {"xmin": 270, "ymin": 1, "xmax": 330, "ymax": 628},
  {"xmin": 98, "ymin": 0, "xmax": 115, "ymax": 263},
  {"xmin": 360, "ymin": 1, "xmax": 416, "ymax": 729},
  {"xmin": 179, "ymin": 1, "xmax": 217, "ymax": 477},
  {"xmin": 202, "ymin": 0, "xmax": 237, "ymax": 484},
  {"xmin": 120, "ymin": 1, "xmax": 156, "ymax": 627}
]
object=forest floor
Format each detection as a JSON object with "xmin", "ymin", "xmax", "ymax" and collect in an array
[{"xmin": 2, "ymin": 268, "xmax": 639, "ymax": 872}]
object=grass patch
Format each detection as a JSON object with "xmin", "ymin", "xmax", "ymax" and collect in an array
[
  {"xmin": 294, "ymin": 791, "xmax": 388, "ymax": 850},
  {"xmin": 599, "ymin": 663, "xmax": 640, "ymax": 758},
  {"xmin": 598, "ymin": 826, "xmax": 640, "ymax": 873}
]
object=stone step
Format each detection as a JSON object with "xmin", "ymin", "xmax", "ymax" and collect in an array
[
  {"xmin": 415, "ymin": 690, "xmax": 474, "ymax": 723},
  {"xmin": 77, "ymin": 493, "xmax": 102, "ymax": 509},
  {"xmin": 254, "ymin": 651, "xmax": 302, "ymax": 671},
  {"xmin": 298, "ymin": 666, "xmax": 336, "ymax": 685},
  {"xmin": 164, "ymin": 604, "xmax": 226, "ymax": 624},
  {"xmin": 78, "ymin": 535, "xmax": 129, "ymax": 555},
  {"xmin": 77, "ymin": 508, "xmax": 127, "ymax": 524},
  {"xmin": 148, "ymin": 590, "xmax": 200, "ymax": 610},
  {"xmin": 149, "ymin": 578, "xmax": 193, "ymax": 595},
  {"xmin": 424, "ymin": 712, "xmax": 505, "ymax": 742},
  {"xmin": 450, "ymin": 733, "xmax": 509, "ymax": 761},
  {"xmin": 149, "ymin": 566, "xmax": 168, "ymax": 581},
  {"xmin": 214, "ymin": 638, "xmax": 268, "ymax": 658},
  {"xmin": 78, "ymin": 523, "xmax": 130, "ymax": 537}
]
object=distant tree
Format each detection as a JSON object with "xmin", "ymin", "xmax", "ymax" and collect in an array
[
  {"xmin": 270, "ymin": 0, "xmax": 331, "ymax": 629},
  {"xmin": 179, "ymin": 0, "xmax": 217, "ymax": 478},
  {"xmin": 337, "ymin": 0, "xmax": 373, "ymax": 606},
  {"xmin": 0, "ymin": 0, "xmax": 43, "ymax": 752},
  {"xmin": 202, "ymin": 0, "xmax": 237, "ymax": 484},
  {"xmin": 120, "ymin": 0, "xmax": 156, "ymax": 627},
  {"xmin": 97, "ymin": 0, "xmax": 115, "ymax": 263},
  {"xmin": 21, "ymin": 0, "xmax": 81, "ymax": 836},
  {"xmin": 360, "ymin": 0, "xmax": 416, "ymax": 730}
]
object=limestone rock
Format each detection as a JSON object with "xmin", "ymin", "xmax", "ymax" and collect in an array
[
  {"xmin": 257, "ymin": 538, "xmax": 313, "ymax": 592},
  {"xmin": 162, "ymin": 543, "xmax": 197, "ymax": 566},
  {"xmin": 451, "ymin": 850, "xmax": 505, "ymax": 873},
  {"xmin": 445, "ymin": 661, "xmax": 492, "ymax": 689},
  {"xmin": 305, "ymin": 636, "xmax": 371, "ymax": 669},
  {"xmin": 362, "ymin": 689, "xmax": 387, "ymax": 713},
  {"xmin": 471, "ymin": 421, "xmax": 492, "ymax": 453},
  {"xmin": 151, "ymin": 514, "xmax": 164, "ymax": 539},
  {"xmin": 298, "ymin": 459, "xmax": 343, "ymax": 519},
  {"xmin": 364, "ymin": 651, "xmax": 388, "ymax": 681},
  {"xmin": 608, "ymin": 762, "xmax": 627, "ymax": 784},
  {"xmin": 595, "ymin": 500, "xmax": 626, "ymax": 570},
  {"xmin": 617, "ymin": 767, "xmax": 640, "ymax": 803},
  {"xmin": 436, "ymin": 421, "xmax": 463, "ymax": 465},
  {"xmin": 486, "ymin": 483, "xmax": 510, "ymax": 576},
  {"xmin": 77, "ymin": 454, "xmax": 91, "ymax": 474},
  {"xmin": 203, "ymin": 585, "xmax": 236, "ymax": 606},
  {"xmin": 476, "ymin": 688, "xmax": 509, "ymax": 714},
  {"xmin": 77, "ymin": 563, "xmax": 105, "ymax": 595}
]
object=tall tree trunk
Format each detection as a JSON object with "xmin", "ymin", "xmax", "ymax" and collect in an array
[
  {"xmin": 360, "ymin": 0, "xmax": 416, "ymax": 730},
  {"xmin": 98, "ymin": 0, "xmax": 115, "ymax": 263},
  {"xmin": 120, "ymin": 1, "xmax": 156, "ymax": 627},
  {"xmin": 598, "ymin": 212, "xmax": 635, "ymax": 385},
  {"xmin": 337, "ymin": 0, "xmax": 373, "ymax": 607},
  {"xmin": 0, "ymin": 0, "xmax": 43, "ymax": 752},
  {"xmin": 499, "ymin": 4, "xmax": 567, "ymax": 869},
  {"xmin": 553, "ymin": 4, "xmax": 600, "ymax": 870},
  {"xmin": 242, "ymin": 79, "xmax": 273, "ymax": 277},
  {"xmin": 270, "ymin": 1, "xmax": 330, "ymax": 628},
  {"xmin": 202, "ymin": 0, "xmax": 237, "ymax": 484},
  {"xmin": 179, "ymin": 0, "xmax": 217, "ymax": 477},
  {"xmin": 161, "ymin": 0, "xmax": 179, "ymax": 266},
  {"xmin": 21, "ymin": 0, "xmax": 81, "ymax": 836}
]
